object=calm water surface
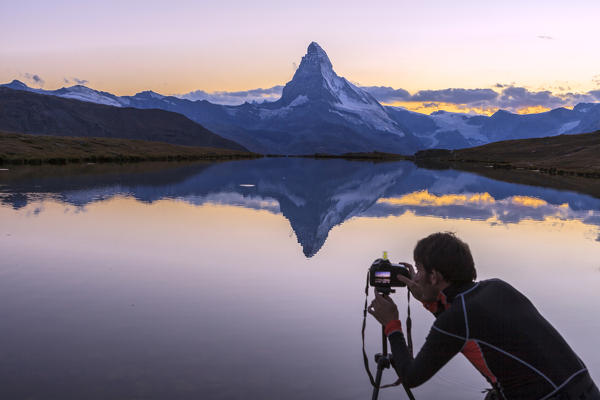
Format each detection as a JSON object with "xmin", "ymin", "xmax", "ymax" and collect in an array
[{"xmin": 0, "ymin": 159, "xmax": 599, "ymax": 400}]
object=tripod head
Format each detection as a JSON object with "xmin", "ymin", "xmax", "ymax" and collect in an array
[{"xmin": 374, "ymin": 287, "xmax": 395, "ymax": 296}]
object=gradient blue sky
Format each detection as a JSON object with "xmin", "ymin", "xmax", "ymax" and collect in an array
[{"xmin": 1, "ymin": 0, "xmax": 599, "ymax": 113}]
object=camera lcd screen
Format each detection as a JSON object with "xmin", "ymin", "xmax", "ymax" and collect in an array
[{"xmin": 375, "ymin": 271, "xmax": 391, "ymax": 278}]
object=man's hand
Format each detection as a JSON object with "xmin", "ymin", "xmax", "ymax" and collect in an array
[
  {"xmin": 396, "ymin": 263, "xmax": 427, "ymax": 303},
  {"xmin": 367, "ymin": 291, "xmax": 399, "ymax": 326}
]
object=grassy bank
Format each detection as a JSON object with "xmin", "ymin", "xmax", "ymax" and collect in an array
[
  {"xmin": 0, "ymin": 131, "xmax": 260, "ymax": 165},
  {"xmin": 415, "ymin": 131, "xmax": 600, "ymax": 178}
]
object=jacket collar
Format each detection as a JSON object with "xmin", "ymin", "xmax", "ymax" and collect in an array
[{"xmin": 441, "ymin": 281, "xmax": 478, "ymax": 304}]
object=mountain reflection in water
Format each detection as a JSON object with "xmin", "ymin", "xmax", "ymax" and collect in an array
[{"xmin": 1, "ymin": 158, "xmax": 599, "ymax": 256}]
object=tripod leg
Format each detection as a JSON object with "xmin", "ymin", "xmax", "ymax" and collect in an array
[{"xmin": 371, "ymin": 357, "xmax": 385, "ymax": 400}]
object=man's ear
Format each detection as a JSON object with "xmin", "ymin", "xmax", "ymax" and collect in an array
[{"xmin": 431, "ymin": 270, "xmax": 444, "ymax": 286}]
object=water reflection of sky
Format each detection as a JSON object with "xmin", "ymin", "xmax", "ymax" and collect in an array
[
  {"xmin": 0, "ymin": 160, "xmax": 599, "ymax": 400},
  {"xmin": 2, "ymin": 159, "xmax": 599, "ymax": 256}
]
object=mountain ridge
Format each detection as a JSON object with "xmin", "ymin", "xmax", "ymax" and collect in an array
[
  {"xmin": 0, "ymin": 87, "xmax": 248, "ymax": 151},
  {"xmin": 3, "ymin": 42, "xmax": 600, "ymax": 154}
]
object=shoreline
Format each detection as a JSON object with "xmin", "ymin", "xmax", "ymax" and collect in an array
[
  {"xmin": 413, "ymin": 131, "xmax": 600, "ymax": 179},
  {"xmin": 0, "ymin": 131, "xmax": 261, "ymax": 165},
  {"xmin": 2, "ymin": 131, "xmax": 599, "ymax": 182}
]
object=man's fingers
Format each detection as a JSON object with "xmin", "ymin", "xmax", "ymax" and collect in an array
[
  {"xmin": 400, "ymin": 262, "xmax": 416, "ymax": 279},
  {"xmin": 397, "ymin": 274, "xmax": 419, "ymax": 288},
  {"xmin": 373, "ymin": 293, "xmax": 393, "ymax": 305},
  {"xmin": 408, "ymin": 264, "xmax": 416, "ymax": 279},
  {"xmin": 380, "ymin": 294, "xmax": 394, "ymax": 304},
  {"xmin": 374, "ymin": 291, "xmax": 391, "ymax": 304},
  {"xmin": 396, "ymin": 274, "xmax": 413, "ymax": 284}
]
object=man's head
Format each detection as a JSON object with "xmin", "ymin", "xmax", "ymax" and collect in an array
[{"xmin": 411, "ymin": 232, "xmax": 477, "ymax": 301}]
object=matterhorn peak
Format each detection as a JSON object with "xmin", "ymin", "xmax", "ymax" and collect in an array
[
  {"xmin": 278, "ymin": 41, "xmax": 340, "ymax": 105},
  {"xmin": 280, "ymin": 42, "xmax": 379, "ymax": 107},
  {"xmin": 305, "ymin": 42, "xmax": 332, "ymax": 68},
  {"xmin": 297, "ymin": 41, "xmax": 333, "ymax": 74},
  {"xmin": 273, "ymin": 41, "xmax": 407, "ymax": 139}
]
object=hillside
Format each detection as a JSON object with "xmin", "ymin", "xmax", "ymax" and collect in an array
[
  {"xmin": 415, "ymin": 131, "xmax": 600, "ymax": 177},
  {"xmin": 0, "ymin": 131, "xmax": 258, "ymax": 164},
  {"xmin": 0, "ymin": 87, "xmax": 247, "ymax": 151}
]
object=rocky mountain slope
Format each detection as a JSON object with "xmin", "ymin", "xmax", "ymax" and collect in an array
[{"xmin": 0, "ymin": 87, "xmax": 247, "ymax": 151}]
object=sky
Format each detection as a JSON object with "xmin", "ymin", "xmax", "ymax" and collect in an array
[{"xmin": 1, "ymin": 0, "xmax": 600, "ymax": 114}]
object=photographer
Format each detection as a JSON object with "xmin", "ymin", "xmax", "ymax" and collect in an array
[{"xmin": 368, "ymin": 232, "xmax": 599, "ymax": 399}]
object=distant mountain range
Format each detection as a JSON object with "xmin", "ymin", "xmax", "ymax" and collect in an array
[
  {"xmin": 2, "ymin": 41, "xmax": 600, "ymax": 154},
  {"xmin": 0, "ymin": 87, "xmax": 247, "ymax": 151}
]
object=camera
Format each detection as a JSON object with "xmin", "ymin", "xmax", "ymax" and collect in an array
[{"xmin": 369, "ymin": 258, "xmax": 410, "ymax": 289}]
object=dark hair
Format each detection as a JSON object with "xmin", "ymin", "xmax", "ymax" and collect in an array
[{"xmin": 413, "ymin": 232, "xmax": 477, "ymax": 283}]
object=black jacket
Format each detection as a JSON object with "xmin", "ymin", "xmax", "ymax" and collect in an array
[{"xmin": 386, "ymin": 279, "xmax": 597, "ymax": 399}]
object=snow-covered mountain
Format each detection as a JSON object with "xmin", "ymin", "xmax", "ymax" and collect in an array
[
  {"xmin": 384, "ymin": 104, "xmax": 600, "ymax": 149},
  {"xmin": 187, "ymin": 42, "xmax": 422, "ymax": 154},
  {"xmin": 2, "ymin": 79, "xmax": 123, "ymax": 107},
  {"xmin": 277, "ymin": 42, "xmax": 404, "ymax": 136},
  {"xmin": 3, "ymin": 41, "xmax": 600, "ymax": 154}
]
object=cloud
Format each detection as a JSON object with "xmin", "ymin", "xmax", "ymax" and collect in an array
[
  {"xmin": 497, "ymin": 86, "xmax": 563, "ymax": 109},
  {"xmin": 365, "ymin": 191, "xmax": 600, "ymax": 231},
  {"xmin": 537, "ymin": 35, "xmax": 554, "ymax": 40},
  {"xmin": 411, "ymin": 88, "xmax": 498, "ymax": 103},
  {"xmin": 366, "ymin": 83, "xmax": 600, "ymax": 113},
  {"xmin": 176, "ymin": 77, "xmax": 600, "ymax": 111},
  {"xmin": 73, "ymin": 77, "xmax": 88, "ymax": 85},
  {"xmin": 22, "ymin": 73, "xmax": 44, "ymax": 87},
  {"xmin": 364, "ymin": 86, "xmax": 498, "ymax": 105},
  {"xmin": 589, "ymin": 90, "xmax": 600, "ymax": 100},
  {"xmin": 63, "ymin": 77, "xmax": 89, "ymax": 85},
  {"xmin": 177, "ymin": 85, "xmax": 284, "ymax": 105},
  {"xmin": 484, "ymin": 86, "xmax": 598, "ymax": 112},
  {"xmin": 361, "ymin": 86, "xmax": 411, "ymax": 102}
]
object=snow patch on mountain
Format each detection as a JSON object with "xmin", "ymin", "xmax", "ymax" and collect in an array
[
  {"xmin": 557, "ymin": 120, "xmax": 580, "ymax": 134},
  {"xmin": 133, "ymin": 90, "xmax": 166, "ymax": 100},
  {"xmin": 429, "ymin": 111, "xmax": 486, "ymax": 142},
  {"xmin": 289, "ymin": 95, "xmax": 308, "ymax": 107},
  {"xmin": 55, "ymin": 86, "xmax": 123, "ymax": 107}
]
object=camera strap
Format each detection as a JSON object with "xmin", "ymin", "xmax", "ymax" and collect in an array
[
  {"xmin": 362, "ymin": 271, "xmax": 378, "ymax": 386},
  {"xmin": 362, "ymin": 271, "xmax": 414, "ymax": 389},
  {"xmin": 406, "ymin": 289, "xmax": 413, "ymax": 358}
]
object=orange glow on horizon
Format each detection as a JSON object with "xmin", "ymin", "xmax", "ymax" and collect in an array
[
  {"xmin": 511, "ymin": 196, "xmax": 548, "ymax": 208},
  {"xmin": 378, "ymin": 191, "xmax": 557, "ymax": 210},
  {"xmin": 380, "ymin": 101, "xmax": 580, "ymax": 116},
  {"xmin": 378, "ymin": 191, "xmax": 496, "ymax": 206},
  {"xmin": 383, "ymin": 101, "xmax": 498, "ymax": 116}
]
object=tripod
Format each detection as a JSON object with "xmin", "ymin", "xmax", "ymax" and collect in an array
[{"xmin": 370, "ymin": 288, "xmax": 416, "ymax": 400}]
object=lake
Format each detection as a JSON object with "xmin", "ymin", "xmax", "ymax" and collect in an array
[{"xmin": 1, "ymin": 158, "xmax": 599, "ymax": 400}]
